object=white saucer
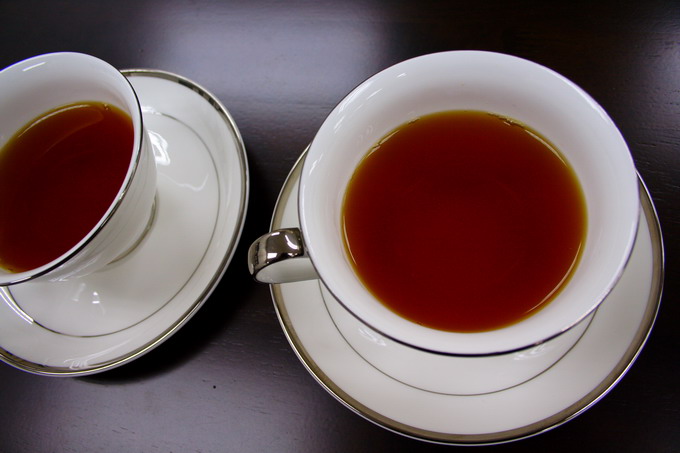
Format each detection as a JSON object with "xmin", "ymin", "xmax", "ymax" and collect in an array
[
  {"xmin": 0, "ymin": 70, "xmax": 248, "ymax": 376},
  {"xmin": 270, "ymin": 150, "xmax": 663, "ymax": 445}
]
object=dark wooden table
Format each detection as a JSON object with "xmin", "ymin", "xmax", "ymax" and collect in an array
[{"xmin": 0, "ymin": 1, "xmax": 678, "ymax": 452}]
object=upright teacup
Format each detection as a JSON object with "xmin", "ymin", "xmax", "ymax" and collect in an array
[
  {"xmin": 249, "ymin": 51, "xmax": 639, "ymax": 357},
  {"xmin": 0, "ymin": 52, "xmax": 156, "ymax": 285}
]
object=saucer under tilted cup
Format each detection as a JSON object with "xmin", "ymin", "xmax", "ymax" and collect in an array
[{"xmin": 0, "ymin": 67, "xmax": 249, "ymax": 374}]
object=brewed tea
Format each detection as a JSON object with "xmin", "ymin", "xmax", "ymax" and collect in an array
[
  {"xmin": 342, "ymin": 110, "xmax": 587, "ymax": 332},
  {"xmin": 0, "ymin": 102, "xmax": 134, "ymax": 273}
]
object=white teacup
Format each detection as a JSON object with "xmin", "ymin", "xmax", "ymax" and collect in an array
[
  {"xmin": 249, "ymin": 51, "xmax": 639, "ymax": 357},
  {"xmin": 0, "ymin": 52, "xmax": 156, "ymax": 285}
]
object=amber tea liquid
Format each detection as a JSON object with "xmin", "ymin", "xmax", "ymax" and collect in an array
[
  {"xmin": 0, "ymin": 101, "xmax": 134, "ymax": 273},
  {"xmin": 342, "ymin": 110, "xmax": 587, "ymax": 332}
]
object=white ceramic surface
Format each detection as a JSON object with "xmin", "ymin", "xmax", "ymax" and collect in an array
[
  {"xmin": 323, "ymin": 283, "xmax": 593, "ymax": 395},
  {"xmin": 271, "ymin": 153, "xmax": 662, "ymax": 444},
  {"xmin": 0, "ymin": 70, "xmax": 248, "ymax": 375},
  {"xmin": 298, "ymin": 51, "xmax": 640, "ymax": 355},
  {"xmin": 0, "ymin": 52, "xmax": 157, "ymax": 285}
]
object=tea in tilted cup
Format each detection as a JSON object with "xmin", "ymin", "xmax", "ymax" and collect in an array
[
  {"xmin": 248, "ymin": 51, "xmax": 639, "ymax": 358},
  {"xmin": 0, "ymin": 52, "xmax": 157, "ymax": 285}
]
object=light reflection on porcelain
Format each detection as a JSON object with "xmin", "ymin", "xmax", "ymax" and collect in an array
[
  {"xmin": 332, "ymin": 115, "xmax": 345, "ymax": 133},
  {"xmin": 366, "ymin": 88, "xmax": 383, "ymax": 100},
  {"xmin": 148, "ymin": 130, "xmax": 171, "ymax": 166},
  {"xmin": 63, "ymin": 341, "xmax": 131, "ymax": 370},
  {"xmin": 21, "ymin": 61, "xmax": 46, "ymax": 72},
  {"xmin": 338, "ymin": 81, "xmax": 373, "ymax": 113},
  {"xmin": 176, "ymin": 174, "xmax": 210, "ymax": 193},
  {"xmin": 513, "ymin": 343, "xmax": 552, "ymax": 361},
  {"xmin": 358, "ymin": 325, "xmax": 387, "ymax": 347}
]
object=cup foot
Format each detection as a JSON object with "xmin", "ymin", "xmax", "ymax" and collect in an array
[
  {"xmin": 322, "ymin": 283, "xmax": 593, "ymax": 395},
  {"xmin": 108, "ymin": 192, "xmax": 159, "ymax": 267}
]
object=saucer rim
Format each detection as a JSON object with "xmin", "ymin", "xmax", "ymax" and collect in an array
[
  {"xmin": 0, "ymin": 69, "xmax": 249, "ymax": 376},
  {"xmin": 269, "ymin": 148, "xmax": 663, "ymax": 445}
]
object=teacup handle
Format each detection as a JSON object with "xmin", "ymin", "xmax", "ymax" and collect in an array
[{"xmin": 247, "ymin": 228, "xmax": 319, "ymax": 283}]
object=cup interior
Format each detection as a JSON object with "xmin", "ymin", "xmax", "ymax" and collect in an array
[
  {"xmin": 300, "ymin": 51, "xmax": 639, "ymax": 355},
  {"xmin": 0, "ymin": 52, "xmax": 143, "ymax": 284}
]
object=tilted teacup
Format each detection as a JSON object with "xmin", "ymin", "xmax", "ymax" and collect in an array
[{"xmin": 0, "ymin": 52, "xmax": 156, "ymax": 286}]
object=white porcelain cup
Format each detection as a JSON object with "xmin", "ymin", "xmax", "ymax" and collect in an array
[
  {"xmin": 248, "ymin": 51, "xmax": 639, "ymax": 357},
  {"xmin": 0, "ymin": 52, "xmax": 157, "ymax": 285}
]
